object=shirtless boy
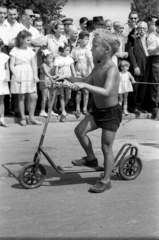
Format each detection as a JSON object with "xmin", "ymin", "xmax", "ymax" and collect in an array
[{"xmin": 55, "ymin": 29, "xmax": 122, "ymax": 193}]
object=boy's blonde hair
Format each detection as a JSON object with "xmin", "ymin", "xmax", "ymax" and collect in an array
[{"xmin": 94, "ymin": 29, "xmax": 120, "ymax": 55}]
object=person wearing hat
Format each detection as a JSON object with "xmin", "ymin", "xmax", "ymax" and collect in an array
[
  {"xmin": 147, "ymin": 19, "xmax": 159, "ymax": 119},
  {"xmin": 61, "ymin": 17, "xmax": 73, "ymax": 39},
  {"xmin": 93, "ymin": 16, "xmax": 105, "ymax": 29}
]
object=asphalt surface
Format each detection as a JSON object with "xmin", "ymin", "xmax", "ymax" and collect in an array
[{"xmin": 0, "ymin": 117, "xmax": 159, "ymax": 240}]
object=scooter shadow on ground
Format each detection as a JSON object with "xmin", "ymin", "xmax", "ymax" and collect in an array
[{"xmin": 2, "ymin": 161, "xmax": 121, "ymax": 190}]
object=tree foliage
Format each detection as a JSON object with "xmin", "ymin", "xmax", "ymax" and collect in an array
[
  {"xmin": 0, "ymin": 0, "xmax": 68, "ymax": 22},
  {"xmin": 131, "ymin": 0, "xmax": 159, "ymax": 21}
]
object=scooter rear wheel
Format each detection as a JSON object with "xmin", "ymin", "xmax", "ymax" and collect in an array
[
  {"xmin": 119, "ymin": 155, "xmax": 142, "ymax": 180},
  {"xmin": 19, "ymin": 163, "xmax": 46, "ymax": 189}
]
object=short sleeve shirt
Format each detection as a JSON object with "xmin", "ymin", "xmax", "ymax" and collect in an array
[
  {"xmin": 147, "ymin": 32, "xmax": 159, "ymax": 55},
  {"xmin": 19, "ymin": 24, "xmax": 40, "ymax": 40}
]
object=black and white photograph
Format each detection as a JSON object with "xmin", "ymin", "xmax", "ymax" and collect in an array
[{"xmin": 0, "ymin": 0, "xmax": 159, "ymax": 239}]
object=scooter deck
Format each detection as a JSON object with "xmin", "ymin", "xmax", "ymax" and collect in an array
[{"xmin": 57, "ymin": 165, "xmax": 104, "ymax": 173}]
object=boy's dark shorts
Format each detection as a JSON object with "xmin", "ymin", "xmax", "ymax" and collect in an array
[{"xmin": 91, "ymin": 104, "xmax": 122, "ymax": 132}]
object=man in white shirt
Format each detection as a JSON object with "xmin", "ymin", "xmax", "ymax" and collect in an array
[
  {"xmin": 147, "ymin": 19, "xmax": 159, "ymax": 119},
  {"xmin": 20, "ymin": 8, "xmax": 42, "ymax": 47},
  {"xmin": 0, "ymin": 4, "xmax": 8, "ymax": 46},
  {"xmin": 3, "ymin": 5, "xmax": 21, "ymax": 51}
]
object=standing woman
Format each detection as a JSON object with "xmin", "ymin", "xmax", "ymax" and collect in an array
[{"xmin": 45, "ymin": 21, "xmax": 68, "ymax": 58}]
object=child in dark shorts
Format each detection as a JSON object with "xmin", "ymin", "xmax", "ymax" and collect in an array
[
  {"xmin": 91, "ymin": 104, "xmax": 122, "ymax": 132},
  {"xmin": 54, "ymin": 29, "xmax": 122, "ymax": 193}
]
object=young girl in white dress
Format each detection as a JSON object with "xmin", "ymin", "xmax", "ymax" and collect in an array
[
  {"xmin": 39, "ymin": 49, "xmax": 58, "ymax": 117},
  {"xmin": 0, "ymin": 38, "xmax": 10, "ymax": 127},
  {"xmin": 54, "ymin": 43, "xmax": 76, "ymax": 122},
  {"xmin": 118, "ymin": 60, "xmax": 135, "ymax": 115},
  {"xmin": 10, "ymin": 30, "xmax": 42, "ymax": 126},
  {"xmin": 71, "ymin": 31, "xmax": 93, "ymax": 118}
]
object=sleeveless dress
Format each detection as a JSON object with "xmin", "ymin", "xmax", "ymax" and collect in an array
[
  {"xmin": 118, "ymin": 71, "xmax": 133, "ymax": 94},
  {"xmin": 0, "ymin": 52, "xmax": 10, "ymax": 95},
  {"xmin": 10, "ymin": 47, "xmax": 36, "ymax": 94}
]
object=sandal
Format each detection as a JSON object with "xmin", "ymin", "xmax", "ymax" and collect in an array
[
  {"xmin": 27, "ymin": 119, "xmax": 43, "ymax": 125},
  {"xmin": 60, "ymin": 115, "xmax": 66, "ymax": 122},
  {"xmin": 72, "ymin": 156, "xmax": 98, "ymax": 167},
  {"xmin": 89, "ymin": 180, "xmax": 111, "ymax": 193},
  {"xmin": 83, "ymin": 110, "xmax": 89, "ymax": 115},
  {"xmin": 19, "ymin": 118, "xmax": 27, "ymax": 126},
  {"xmin": 0, "ymin": 121, "xmax": 9, "ymax": 127}
]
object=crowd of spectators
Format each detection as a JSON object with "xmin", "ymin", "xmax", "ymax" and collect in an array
[{"xmin": 0, "ymin": 4, "xmax": 159, "ymax": 127}]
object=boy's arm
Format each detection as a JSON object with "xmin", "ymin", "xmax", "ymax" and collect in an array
[
  {"xmin": 54, "ymin": 68, "xmax": 94, "ymax": 84},
  {"xmin": 72, "ymin": 66, "xmax": 118, "ymax": 97}
]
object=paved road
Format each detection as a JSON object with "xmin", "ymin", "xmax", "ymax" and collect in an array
[{"xmin": 0, "ymin": 118, "xmax": 159, "ymax": 239}]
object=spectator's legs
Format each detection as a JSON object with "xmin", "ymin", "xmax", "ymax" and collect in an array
[
  {"xmin": 150, "ymin": 59, "xmax": 159, "ymax": 117},
  {"xmin": 28, "ymin": 92, "xmax": 38, "ymax": 121},
  {"xmin": 40, "ymin": 88, "xmax": 49, "ymax": 114},
  {"xmin": 18, "ymin": 94, "xmax": 25, "ymax": 120},
  {"xmin": 83, "ymin": 89, "xmax": 89, "ymax": 113},
  {"xmin": 65, "ymin": 89, "xmax": 71, "ymax": 111},
  {"xmin": 118, "ymin": 93, "xmax": 123, "ymax": 106},
  {"xmin": 123, "ymin": 92, "xmax": 129, "ymax": 115},
  {"xmin": 0, "ymin": 95, "xmax": 5, "ymax": 120},
  {"xmin": 59, "ymin": 88, "xmax": 66, "ymax": 116},
  {"xmin": 76, "ymin": 90, "xmax": 81, "ymax": 112}
]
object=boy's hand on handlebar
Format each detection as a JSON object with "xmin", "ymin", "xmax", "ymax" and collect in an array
[
  {"xmin": 53, "ymin": 74, "xmax": 67, "ymax": 81},
  {"xmin": 71, "ymin": 82, "xmax": 85, "ymax": 91}
]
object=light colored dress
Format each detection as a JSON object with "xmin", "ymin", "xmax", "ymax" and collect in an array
[
  {"xmin": 0, "ymin": 52, "xmax": 10, "ymax": 95},
  {"xmin": 118, "ymin": 71, "xmax": 133, "ymax": 94},
  {"xmin": 71, "ymin": 46, "xmax": 92, "ymax": 78},
  {"xmin": 54, "ymin": 55, "xmax": 74, "ymax": 76},
  {"xmin": 10, "ymin": 47, "xmax": 36, "ymax": 94}
]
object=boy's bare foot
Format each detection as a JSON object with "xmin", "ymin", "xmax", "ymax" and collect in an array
[{"xmin": 89, "ymin": 180, "xmax": 111, "ymax": 193}]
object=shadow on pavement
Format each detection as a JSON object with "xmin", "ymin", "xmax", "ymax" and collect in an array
[{"xmin": 2, "ymin": 161, "xmax": 122, "ymax": 190}]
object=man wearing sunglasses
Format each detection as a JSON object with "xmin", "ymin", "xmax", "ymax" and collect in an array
[
  {"xmin": 19, "ymin": 8, "xmax": 42, "ymax": 47},
  {"xmin": 123, "ymin": 11, "xmax": 139, "ymax": 39}
]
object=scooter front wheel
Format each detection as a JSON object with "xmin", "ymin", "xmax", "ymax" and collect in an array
[
  {"xmin": 19, "ymin": 163, "xmax": 46, "ymax": 189},
  {"xmin": 119, "ymin": 155, "xmax": 142, "ymax": 180}
]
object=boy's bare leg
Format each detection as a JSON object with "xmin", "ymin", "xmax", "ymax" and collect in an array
[
  {"xmin": 74, "ymin": 114, "xmax": 98, "ymax": 161},
  {"xmin": 89, "ymin": 129, "xmax": 116, "ymax": 193},
  {"xmin": 101, "ymin": 129, "xmax": 116, "ymax": 182}
]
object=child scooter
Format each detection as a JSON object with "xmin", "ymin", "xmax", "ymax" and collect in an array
[{"xmin": 18, "ymin": 81, "xmax": 143, "ymax": 189}]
